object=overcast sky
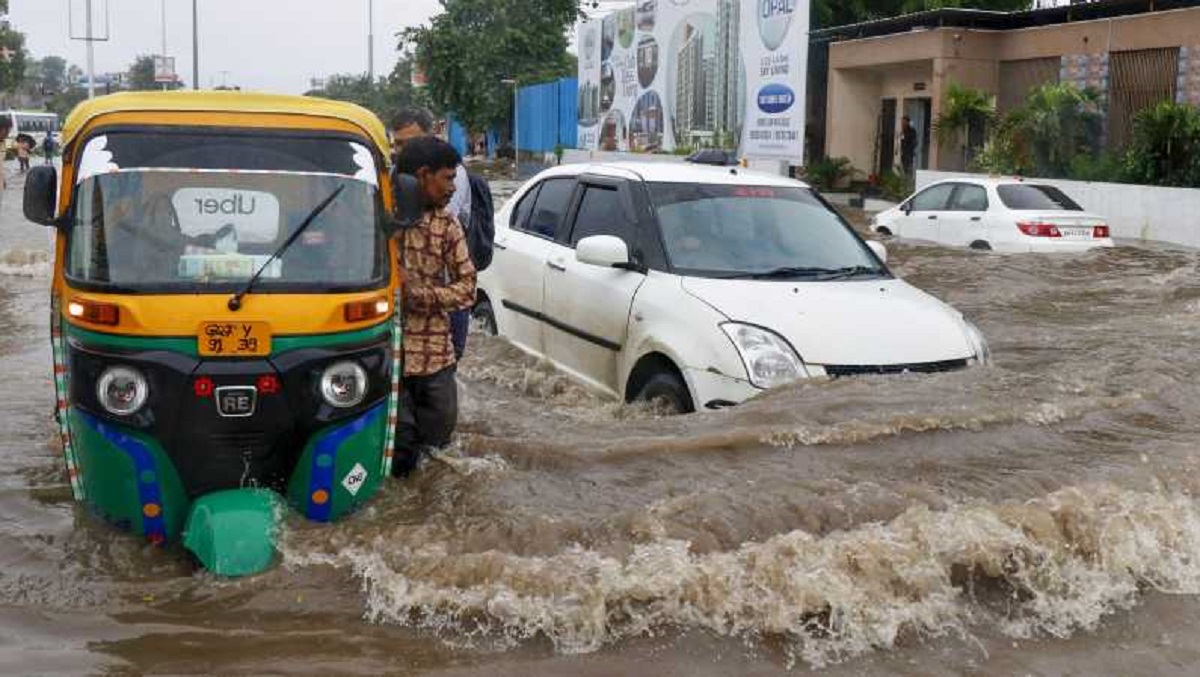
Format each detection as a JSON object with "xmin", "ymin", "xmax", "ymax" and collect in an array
[{"xmin": 10, "ymin": 0, "xmax": 444, "ymax": 93}]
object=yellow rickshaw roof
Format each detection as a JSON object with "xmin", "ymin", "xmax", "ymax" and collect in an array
[{"xmin": 61, "ymin": 91, "xmax": 390, "ymax": 152}]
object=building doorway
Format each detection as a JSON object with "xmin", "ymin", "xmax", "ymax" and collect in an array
[
  {"xmin": 878, "ymin": 98, "xmax": 897, "ymax": 175},
  {"xmin": 904, "ymin": 97, "xmax": 931, "ymax": 171}
]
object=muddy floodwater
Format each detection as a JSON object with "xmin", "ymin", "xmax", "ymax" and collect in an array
[{"xmin": 3, "ymin": 171, "xmax": 1200, "ymax": 676}]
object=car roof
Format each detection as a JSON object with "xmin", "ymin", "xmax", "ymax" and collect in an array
[
  {"xmin": 928, "ymin": 176, "xmax": 1054, "ymax": 188},
  {"xmin": 532, "ymin": 161, "xmax": 812, "ymax": 189}
]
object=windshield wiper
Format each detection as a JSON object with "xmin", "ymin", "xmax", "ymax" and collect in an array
[
  {"xmin": 227, "ymin": 185, "xmax": 345, "ymax": 311},
  {"xmin": 815, "ymin": 265, "xmax": 884, "ymax": 280},
  {"xmin": 744, "ymin": 266, "xmax": 837, "ymax": 280}
]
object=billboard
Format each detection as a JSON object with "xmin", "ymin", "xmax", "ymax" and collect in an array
[{"xmin": 577, "ymin": 0, "xmax": 808, "ymax": 161}]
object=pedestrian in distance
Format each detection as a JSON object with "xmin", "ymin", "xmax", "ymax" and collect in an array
[
  {"xmin": 42, "ymin": 134, "xmax": 55, "ymax": 165},
  {"xmin": 15, "ymin": 137, "xmax": 31, "ymax": 174},
  {"xmin": 391, "ymin": 107, "xmax": 495, "ymax": 361},
  {"xmin": 900, "ymin": 115, "xmax": 917, "ymax": 176},
  {"xmin": 0, "ymin": 116, "xmax": 11, "ymax": 207},
  {"xmin": 390, "ymin": 136, "xmax": 477, "ymax": 477}
]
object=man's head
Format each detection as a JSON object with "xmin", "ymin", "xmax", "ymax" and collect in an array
[
  {"xmin": 902, "ymin": 116, "xmax": 911, "ymax": 126},
  {"xmin": 390, "ymin": 107, "xmax": 435, "ymax": 155},
  {"xmin": 396, "ymin": 136, "xmax": 462, "ymax": 210}
]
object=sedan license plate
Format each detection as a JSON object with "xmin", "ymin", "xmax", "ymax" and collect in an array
[
  {"xmin": 199, "ymin": 322, "xmax": 271, "ymax": 357},
  {"xmin": 1060, "ymin": 227, "xmax": 1093, "ymax": 239}
]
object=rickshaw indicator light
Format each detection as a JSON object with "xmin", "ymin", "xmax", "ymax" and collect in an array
[
  {"xmin": 320, "ymin": 361, "xmax": 368, "ymax": 409},
  {"xmin": 193, "ymin": 377, "xmax": 214, "ymax": 398},
  {"xmin": 257, "ymin": 375, "xmax": 281, "ymax": 395},
  {"xmin": 344, "ymin": 297, "xmax": 391, "ymax": 323},
  {"xmin": 68, "ymin": 299, "xmax": 120, "ymax": 326},
  {"xmin": 97, "ymin": 366, "xmax": 149, "ymax": 416}
]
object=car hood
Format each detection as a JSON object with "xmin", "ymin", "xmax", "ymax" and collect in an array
[{"xmin": 681, "ymin": 277, "xmax": 976, "ymax": 366}]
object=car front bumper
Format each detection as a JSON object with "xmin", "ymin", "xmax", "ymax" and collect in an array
[{"xmin": 683, "ymin": 367, "xmax": 763, "ymax": 410}]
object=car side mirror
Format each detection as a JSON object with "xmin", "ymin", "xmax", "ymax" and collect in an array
[
  {"xmin": 23, "ymin": 165, "xmax": 58, "ymax": 227},
  {"xmin": 577, "ymin": 235, "xmax": 639, "ymax": 271},
  {"xmin": 901, "ymin": 201, "xmax": 912, "ymax": 215},
  {"xmin": 867, "ymin": 240, "xmax": 888, "ymax": 263},
  {"xmin": 387, "ymin": 173, "xmax": 424, "ymax": 234}
]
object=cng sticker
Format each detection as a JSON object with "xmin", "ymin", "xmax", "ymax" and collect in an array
[{"xmin": 341, "ymin": 462, "xmax": 369, "ymax": 496}]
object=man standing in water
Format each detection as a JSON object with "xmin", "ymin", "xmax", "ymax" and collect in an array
[{"xmin": 391, "ymin": 136, "xmax": 477, "ymax": 476}]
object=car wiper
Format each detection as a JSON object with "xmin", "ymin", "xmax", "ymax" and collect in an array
[
  {"xmin": 745, "ymin": 266, "xmax": 838, "ymax": 279},
  {"xmin": 227, "ymin": 185, "xmax": 345, "ymax": 311},
  {"xmin": 815, "ymin": 265, "xmax": 885, "ymax": 280}
]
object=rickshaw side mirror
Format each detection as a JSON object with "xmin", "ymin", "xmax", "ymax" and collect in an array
[
  {"xmin": 389, "ymin": 173, "xmax": 424, "ymax": 234},
  {"xmin": 23, "ymin": 165, "xmax": 59, "ymax": 227}
]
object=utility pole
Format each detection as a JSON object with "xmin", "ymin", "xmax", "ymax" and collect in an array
[
  {"xmin": 367, "ymin": 0, "xmax": 375, "ymax": 82},
  {"xmin": 161, "ymin": 0, "xmax": 168, "ymax": 90},
  {"xmin": 85, "ymin": 0, "xmax": 96, "ymax": 98},
  {"xmin": 192, "ymin": 0, "xmax": 200, "ymax": 90}
]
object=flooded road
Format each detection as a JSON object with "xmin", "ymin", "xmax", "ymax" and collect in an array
[{"xmin": 3, "ymin": 171, "xmax": 1200, "ymax": 675}]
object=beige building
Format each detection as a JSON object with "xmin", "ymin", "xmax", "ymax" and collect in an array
[{"xmin": 818, "ymin": 0, "xmax": 1200, "ymax": 175}]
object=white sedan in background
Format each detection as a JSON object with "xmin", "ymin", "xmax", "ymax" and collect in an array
[
  {"xmin": 871, "ymin": 178, "xmax": 1114, "ymax": 252},
  {"xmin": 474, "ymin": 162, "xmax": 989, "ymax": 414}
]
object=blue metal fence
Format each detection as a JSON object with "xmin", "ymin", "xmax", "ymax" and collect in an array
[
  {"xmin": 445, "ymin": 77, "xmax": 577, "ymax": 157},
  {"xmin": 517, "ymin": 77, "xmax": 577, "ymax": 153}
]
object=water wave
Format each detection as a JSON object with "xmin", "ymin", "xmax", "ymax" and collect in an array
[{"xmin": 282, "ymin": 483, "xmax": 1200, "ymax": 667}]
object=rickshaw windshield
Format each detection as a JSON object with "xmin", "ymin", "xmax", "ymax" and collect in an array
[{"xmin": 66, "ymin": 132, "xmax": 387, "ymax": 293}]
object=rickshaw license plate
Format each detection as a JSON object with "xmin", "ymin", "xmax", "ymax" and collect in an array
[{"xmin": 199, "ymin": 322, "xmax": 271, "ymax": 357}]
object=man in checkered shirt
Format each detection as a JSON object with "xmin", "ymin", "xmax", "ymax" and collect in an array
[{"xmin": 391, "ymin": 136, "xmax": 477, "ymax": 476}]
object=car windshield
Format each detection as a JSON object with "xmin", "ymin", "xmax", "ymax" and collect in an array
[
  {"xmin": 650, "ymin": 182, "xmax": 887, "ymax": 279},
  {"xmin": 66, "ymin": 132, "xmax": 385, "ymax": 292},
  {"xmin": 996, "ymin": 184, "xmax": 1083, "ymax": 211}
]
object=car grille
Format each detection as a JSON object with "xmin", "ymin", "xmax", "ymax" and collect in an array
[{"xmin": 822, "ymin": 359, "xmax": 969, "ymax": 378}]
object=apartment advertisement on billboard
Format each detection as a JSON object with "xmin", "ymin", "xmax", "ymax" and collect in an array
[{"xmin": 577, "ymin": 0, "xmax": 808, "ymax": 161}]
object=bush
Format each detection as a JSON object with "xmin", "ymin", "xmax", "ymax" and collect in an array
[
  {"xmin": 973, "ymin": 82, "xmax": 1102, "ymax": 178},
  {"xmin": 803, "ymin": 156, "xmax": 858, "ymax": 191},
  {"xmin": 1124, "ymin": 101, "xmax": 1200, "ymax": 188},
  {"xmin": 875, "ymin": 170, "xmax": 911, "ymax": 202},
  {"xmin": 1067, "ymin": 151, "xmax": 1127, "ymax": 183}
]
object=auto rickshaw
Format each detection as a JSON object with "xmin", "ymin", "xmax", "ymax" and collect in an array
[{"xmin": 23, "ymin": 92, "xmax": 421, "ymax": 576}]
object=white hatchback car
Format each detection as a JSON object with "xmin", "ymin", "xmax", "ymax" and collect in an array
[
  {"xmin": 872, "ymin": 178, "xmax": 1114, "ymax": 252},
  {"xmin": 475, "ymin": 162, "xmax": 989, "ymax": 413}
]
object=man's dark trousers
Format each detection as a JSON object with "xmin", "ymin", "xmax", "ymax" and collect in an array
[{"xmin": 392, "ymin": 365, "xmax": 458, "ymax": 476}]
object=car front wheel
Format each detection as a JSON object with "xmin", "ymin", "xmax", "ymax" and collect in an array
[
  {"xmin": 472, "ymin": 297, "xmax": 498, "ymax": 336},
  {"xmin": 634, "ymin": 371, "xmax": 695, "ymax": 414}
]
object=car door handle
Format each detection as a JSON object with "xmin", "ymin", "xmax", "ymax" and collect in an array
[
  {"xmin": 927, "ymin": 215, "xmax": 938, "ymax": 220},
  {"xmin": 970, "ymin": 216, "xmax": 982, "ymax": 222},
  {"xmin": 547, "ymin": 260, "xmax": 566, "ymax": 272}
]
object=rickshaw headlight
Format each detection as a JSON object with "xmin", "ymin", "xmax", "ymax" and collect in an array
[
  {"xmin": 320, "ymin": 361, "xmax": 368, "ymax": 409},
  {"xmin": 97, "ymin": 366, "xmax": 149, "ymax": 416}
]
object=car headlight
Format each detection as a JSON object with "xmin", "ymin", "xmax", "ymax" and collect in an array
[
  {"xmin": 963, "ymin": 320, "xmax": 991, "ymax": 365},
  {"xmin": 320, "ymin": 361, "xmax": 368, "ymax": 408},
  {"xmin": 96, "ymin": 366, "xmax": 149, "ymax": 416},
  {"xmin": 720, "ymin": 322, "xmax": 805, "ymax": 389}
]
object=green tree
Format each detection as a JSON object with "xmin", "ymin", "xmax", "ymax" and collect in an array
[
  {"xmin": 933, "ymin": 82, "xmax": 995, "ymax": 169},
  {"xmin": 39, "ymin": 55, "xmax": 67, "ymax": 94},
  {"xmin": 0, "ymin": 0, "xmax": 27, "ymax": 93},
  {"xmin": 1124, "ymin": 101, "xmax": 1200, "ymax": 188},
  {"xmin": 812, "ymin": 0, "xmax": 1031, "ymax": 28},
  {"xmin": 973, "ymin": 82, "xmax": 1104, "ymax": 178},
  {"xmin": 310, "ymin": 56, "xmax": 428, "ymax": 123},
  {"xmin": 402, "ymin": 0, "xmax": 578, "ymax": 133},
  {"xmin": 128, "ymin": 55, "xmax": 157, "ymax": 91}
]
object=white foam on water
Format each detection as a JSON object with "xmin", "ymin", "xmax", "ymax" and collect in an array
[
  {"xmin": 0, "ymin": 249, "xmax": 52, "ymax": 278},
  {"xmin": 281, "ymin": 483, "xmax": 1200, "ymax": 667}
]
